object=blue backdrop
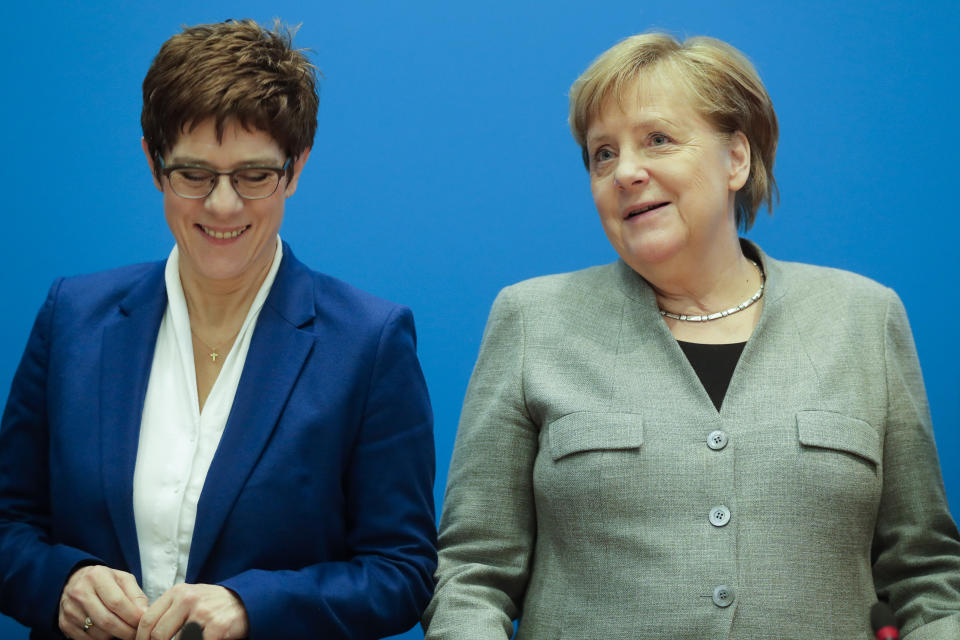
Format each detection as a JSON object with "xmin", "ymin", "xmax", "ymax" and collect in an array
[{"xmin": 1, "ymin": 1, "xmax": 957, "ymax": 637}]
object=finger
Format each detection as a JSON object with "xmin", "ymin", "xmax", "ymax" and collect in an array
[
  {"xmin": 116, "ymin": 570, "xmax": 149, "ymax": 611},
  {"xmin": 62, "ymin": 566, "xmax": 139, "ymax": 638},
  {"xmin": 81, "ymin": 593, "xmax": 139, "ymax": 640},
  {"xmin": 59, "ymin": 591, "xmax": 83, "ymax": 637},
  {"xmin": 58, "ymin": 610, "xmax": 92, "ymax": 640},
  {"xmin": 147, "ymin": 605, "xmax": 189, "ymax": 640},
  {"xmin": 105, "ymin": 571, "xmax": 148, "ymax": 627},
  {"xmin": 78, "ymin": 621, "xmax": 113, "ymax": 640},
  {"xmin": 59, "ymin": 588, "xmax": 115, "ymax": 640},
  {"xmin": 178, "ymin": 586, "xmax": 248, "ymax": 640},
  {"xmin": 62, "ymin": 614, "xmax": 112, "ymax": 640},
  {"xmin": 137, "ymin": 593, "xmax": 173, "ymax": 640}
]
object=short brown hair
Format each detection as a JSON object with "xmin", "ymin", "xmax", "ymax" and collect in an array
[
  {"xmin": 142, "ymin": 19, "xmax": 318, "ymax": 177},
  {"xmin": 569, "ymin": 33, "xmax": 778, "ymax": 229}
]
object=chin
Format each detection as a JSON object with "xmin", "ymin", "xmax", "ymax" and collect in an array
[
  {"xmin": 617, "ymin": 234, "xmax": 687, "ymax": 270},
  {"xmin": 187, "ymin": 255, "xmax": 253, "ymax": 282}
]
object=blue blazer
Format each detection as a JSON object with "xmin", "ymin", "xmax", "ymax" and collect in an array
[{"xmin": 0, "ymin": 244, "xmax": 437, "ymax": 639}]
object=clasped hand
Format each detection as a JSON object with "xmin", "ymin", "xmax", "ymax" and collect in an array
[{"xmin": 59, "ymin": 565, "xmax": 248, "ymax": 640}]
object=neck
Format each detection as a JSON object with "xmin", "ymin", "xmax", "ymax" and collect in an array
[
  {"xmin": 645, "ymin": 239, "xmax": 756, "ymax": 316},
  {"xmin": 180, "ymin": 253, "xmax": 274, "ymax": 335}
]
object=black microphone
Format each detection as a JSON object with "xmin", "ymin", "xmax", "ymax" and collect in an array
[
  {"xmin": 179, "ymin": 622, "xmax": 204, "ymax": 640},
  {"xmin": 870, "ymin": 602, "xmax": 900, "ymax": 640}
]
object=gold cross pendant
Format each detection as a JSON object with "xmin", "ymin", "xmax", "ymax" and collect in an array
[{"xmin": 209, "ymin": 350, "xmax": 220, "ymax": 363}]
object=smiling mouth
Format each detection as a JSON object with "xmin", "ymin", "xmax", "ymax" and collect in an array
[
  {"xmin": 199, "ymin": 224, "xmax": 249, "ymax": 239},
  {"xmin": 625, "ymin": 202, "xmax": 669, "ymax": 219}
]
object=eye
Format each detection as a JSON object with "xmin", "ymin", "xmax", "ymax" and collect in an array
[
  {"xmin": 592, "ymin": 147, "xmax": 615, "ymax": 165},
  {"xmin": 235, "ymin": 169, "xmax": 273, "ymax": 185},
  {"xmin": 177, "ymin": 169, "xmax": 214, "ymax": 183},
  {"xmin": 650, "ymin": 133, "xmax": 671, "ymax": 146}
]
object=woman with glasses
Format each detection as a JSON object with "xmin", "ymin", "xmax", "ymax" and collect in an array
[{"xmin": 0, "ymin": 20, "xmax": 436, "ymax": 640}]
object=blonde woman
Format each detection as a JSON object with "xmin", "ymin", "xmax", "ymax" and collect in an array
[{"xmin": 424, "ymin": 33, "xmax": 960, "ymax": 640}]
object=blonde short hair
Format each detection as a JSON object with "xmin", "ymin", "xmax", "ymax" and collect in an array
[{"xmin": 569, "ymin": 33, "xmax": 778, "ymax": 230}]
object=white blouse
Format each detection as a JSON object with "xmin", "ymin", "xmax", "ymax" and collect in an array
[{"xmin": 132, "ymin": 238, "xmax": 283, "ymax": 603}]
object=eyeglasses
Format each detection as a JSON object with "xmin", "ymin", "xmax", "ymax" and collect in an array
[{"xmin": 159, "ymin": 157, "xmax": 291, "ymax": 200}]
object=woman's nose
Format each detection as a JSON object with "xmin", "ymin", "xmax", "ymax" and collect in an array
[
  {"xmin": 613, "ymin": 152, "xmax": 649, "ymax": 189},
  {"xmin": 205, "ymin": 175, "xmax": 243, "ymax": 214}
]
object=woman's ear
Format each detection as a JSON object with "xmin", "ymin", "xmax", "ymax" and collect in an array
[
  {"xmin": 727, "ymin": 131, "xmax": 750, "ymax": 192},
  {"xmin": 141, "ymin": 138, "xmax": 163, "ymax": 192},
  {"xmin": 284, "ymin": 148, "xmax": 312, "ymax": 198}
]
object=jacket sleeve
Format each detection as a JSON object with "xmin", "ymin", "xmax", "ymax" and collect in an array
[
  {"xmin": 218, "ymin": 305, "xmax": 438, "ymax": 640},
  {"xmin": 423, "ymin": 288, "xmax": 538, "ymax": 640},
  {"xmin": 872, "ymin": 290, "xmax": 960, "ymax": 638},
  {"xmin": 0, "ymin": 280, "xmax": 104, "ymax": 632}
]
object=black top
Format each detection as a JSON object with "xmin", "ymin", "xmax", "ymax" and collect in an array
[{"xmin": 677, "ymin": 341, "xmax": 747, "ymax": 411}]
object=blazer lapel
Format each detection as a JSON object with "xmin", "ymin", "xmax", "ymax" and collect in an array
[
  {"xmin": 186, "ymin": 248, "xmax": 316, "ymax": 581},
  {"xmin": 100, "ymin": 262, "xmax": 168, "ymax": 581}
]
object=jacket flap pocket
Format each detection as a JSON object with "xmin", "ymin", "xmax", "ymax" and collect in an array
[
  {"xmin": 548, "ymin": 412, "xmax": 643, "ymax": 461},
  {"xmin": 796, "ymin": 410, "xmax": 880, "ymax": 465}
]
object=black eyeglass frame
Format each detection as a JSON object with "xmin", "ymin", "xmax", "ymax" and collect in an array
[{"xmin": 158, "ymin": 157, "xmax": 292, "ymax": 200}]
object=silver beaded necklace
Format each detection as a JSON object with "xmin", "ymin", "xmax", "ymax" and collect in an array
[{"xmin": 658, "ymin": 260, "xmax": 765, "ymax": 322}]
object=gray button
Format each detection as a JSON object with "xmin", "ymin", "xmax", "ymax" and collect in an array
[
  {"xmin": 707, "ymin": 430, "xmax": 728, "ymax": 450},
  {"xmin": 709, "ymin": 506, "xmax": 730, "ymax": 527},
  {"xmin": 712, "ymin": 585, "xmax": 735, "ymax": 607}
]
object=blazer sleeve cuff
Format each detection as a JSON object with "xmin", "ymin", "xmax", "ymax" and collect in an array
[{"xmin": 17, "ymin": 545, "xmax": 103, "ymax": 634}]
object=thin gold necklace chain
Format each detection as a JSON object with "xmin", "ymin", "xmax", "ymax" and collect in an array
[{"xmin": 190, "ymin": 326, "xmax": 242, "ymax": 364}]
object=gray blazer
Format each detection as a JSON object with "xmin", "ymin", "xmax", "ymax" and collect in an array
[{"xmin": 424, "ymin": 243, "xmax": 960, "ymax": 640}]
